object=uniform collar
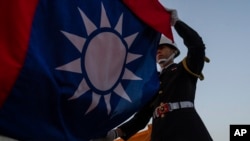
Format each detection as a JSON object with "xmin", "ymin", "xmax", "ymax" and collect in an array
[{"xmin": 160, "ymin": 62, "xmax": 174, "ymax": 74}]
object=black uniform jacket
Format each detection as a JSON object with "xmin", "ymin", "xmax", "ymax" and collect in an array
[{"xmin": 118, "ymin": 21, "xmax": 213, "ymax": 141}]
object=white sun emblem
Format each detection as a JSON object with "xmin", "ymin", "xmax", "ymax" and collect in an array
[{"xmin": 56, "ymin": 3, "xmax": 143, "ymax": 115}]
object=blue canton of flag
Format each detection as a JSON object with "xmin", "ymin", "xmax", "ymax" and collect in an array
[{"xmin": 0, "ymin": 0, "xmax": 160, "ymax": 140}]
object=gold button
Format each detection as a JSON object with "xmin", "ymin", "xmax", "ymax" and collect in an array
[{"xmin": 159, "ymin": 90, "xmax": 163, "ymax": 94}]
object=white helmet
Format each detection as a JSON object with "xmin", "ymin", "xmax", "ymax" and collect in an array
[{"xmin": 158, "ymin": 35, "xmax": 180, "ymax": 58}]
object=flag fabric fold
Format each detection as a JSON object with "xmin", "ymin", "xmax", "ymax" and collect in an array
[
  {"xmin": 122, "ymin": 0, "xmax": 173, "ymax": 41},
  {"xmin": 0, "ymin": 0, "xmax": 39, "ymax": 106},
  {"xmin": 0, "ymin": 0, "xmax": 172, "ymax": 140}
]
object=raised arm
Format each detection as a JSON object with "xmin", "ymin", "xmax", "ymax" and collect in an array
[
  {"xmin": 175, "ymin": 20, "xmax": 206, "ymax": 77},
  {"xmin": 167, "ymin": 8, "xmax": 207, "ymax": 79}
]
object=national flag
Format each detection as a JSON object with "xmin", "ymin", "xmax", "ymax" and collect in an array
[{"xmin": 0, "ymin": 0, "xmax": 167, "ymax": 140}]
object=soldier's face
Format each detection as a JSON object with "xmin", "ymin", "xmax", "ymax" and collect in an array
[{"xmin": 156, "ymin": 45, "xmax": 175, "ymax": 62}]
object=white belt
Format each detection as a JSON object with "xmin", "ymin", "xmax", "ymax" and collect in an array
[
  {"xmin": 153, "ymin": 101, "xmax": 194, "ymax": 118},
  {"xmin": 168, "ymin": 101, "xmax": 194, "ymax": 111}
]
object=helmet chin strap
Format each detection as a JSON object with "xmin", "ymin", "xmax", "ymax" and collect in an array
[{"xmin": 157, "ymin": 52, "xmax": 176, "ymax": 67}]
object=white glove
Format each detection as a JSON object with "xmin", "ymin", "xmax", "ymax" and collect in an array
[
  {"xmin": 91, "ymin": 130, "xmax": 118, "ymax": 141},
  {"xmin": 164, "ymin": 8, "xmax": 179, "ymax": 26}
]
